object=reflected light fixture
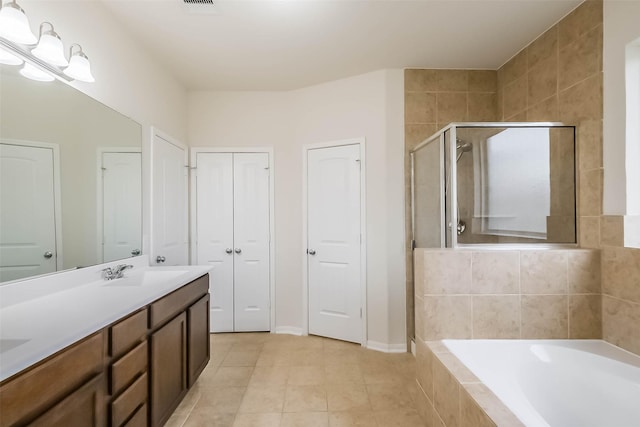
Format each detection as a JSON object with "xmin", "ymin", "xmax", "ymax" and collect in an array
[
  {"xmin": 19, "ymin": 62, "xmax": 54, "ymax": 82},
  {"xmin": 0, "ymin": 0, "xmax": 37, "ymax": 45},
  {"xmin": 0, "ymin": 45, "xmax": 22, "ymax": 64},
  {"xmin": 31, "ymin": 22, "xmax": 68, "ymax": 67},
  {"xmin": 63, "ymin": 44, "xmax": 94, "ymax": 82}
]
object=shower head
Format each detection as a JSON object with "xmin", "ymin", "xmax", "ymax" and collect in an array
[{"xmin": 456, "ymin": 140, "xmax": 473, "ymax": 153}]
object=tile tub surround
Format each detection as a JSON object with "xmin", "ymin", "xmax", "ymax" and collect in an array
[
  {"xmin": 602, "ymin": 246, "xmax": 640, "ymax": 356},
  {"xmin": 414, "ymin": 248, "xmax": 602, "ymax": 341},
  {"xmin": 415, "ymin": 340, "xmax": 524, "ymax": 427}
]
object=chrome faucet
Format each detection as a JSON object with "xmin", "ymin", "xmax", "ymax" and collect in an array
[{"xmin": 102, "ymin": 264, "xmax": 134, "ymax": 280}]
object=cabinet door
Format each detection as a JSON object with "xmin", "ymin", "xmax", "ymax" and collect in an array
[
  {"xmin": 150, "ymin": 313, "xmax": 187, "ymax": 427},
  {"xmin": 233, "ymin": 153, "xmax": 271, "ymax": 331},
  {"xmin": 30, "ymin": 374, "xmax": 105, "ymax": 427},
  {"xmin": 188, "ymin": 294, "xmax": 210, "ymax": 386}
]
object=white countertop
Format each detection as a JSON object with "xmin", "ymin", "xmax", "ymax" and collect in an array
[{"xmin": 0, "ymin": 259, "xmax": 211, "ymax": 382}]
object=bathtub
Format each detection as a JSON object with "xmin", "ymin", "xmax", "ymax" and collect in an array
[{"xmin": 442, "ymin": 340, "xmax": 640, "ymax": 427}]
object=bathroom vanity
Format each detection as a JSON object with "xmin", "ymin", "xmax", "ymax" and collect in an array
[{"xmin": 0, "ymin": 261, "xmax": 211, "ymax": 427}]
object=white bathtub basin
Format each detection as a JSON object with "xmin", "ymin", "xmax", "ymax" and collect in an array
[{"xmin": 443, "ymin": 340, "xmax": 640, "ymax": 427}]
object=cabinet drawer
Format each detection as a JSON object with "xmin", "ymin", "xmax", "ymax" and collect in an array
[
  {"xmin": 0, "ymin": 332, "xmax": 104, "ymax": 427},
  {"xmin": 111, "ymin": 372, "xmax": 147, "ymax": 427},
  {"xmin": 111, "ymin": 341, "xmax": 148, "ymax": 396},
  {"xmin": 110, "ymin": 309, "xmax": 148, "ymax": 359},
  {"xmin": 124, "ymin": 403, "xmax": 147, "ymax": 427},
  {"xmin": 149, "ymin": 274, "xmax": 208, "ymax": 329}
]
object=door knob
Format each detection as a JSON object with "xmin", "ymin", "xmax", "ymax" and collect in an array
[
  {"xmin": 234, "ymin": 248, "xmax": 242, "ymax": 254},
  {"xmin": 225, "ymin": 248, "xmax": 233, "ymax": 254},
  {"xmin": 307, "ymin": 249, "xmax": 316, "ymax": 256},
  {"xmin": 131, "ymin": 249, "xmax": 141, "ymax": 256},
  {"xmin": 156, "ymin": 255, "xmax": 166, "ymax": 263},
  {"xmin": 44, "ymin": 251, "xmax": 53, "ymax": 259}
]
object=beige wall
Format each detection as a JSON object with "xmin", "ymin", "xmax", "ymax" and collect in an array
[{"xmin": 414, "ymin": 248, "xmax": 601, "ymax": 341}]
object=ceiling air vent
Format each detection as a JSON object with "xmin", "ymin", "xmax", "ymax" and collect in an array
[{"xmin": 181, "ymin": 0, "xmax": 218, "ymax": 15}]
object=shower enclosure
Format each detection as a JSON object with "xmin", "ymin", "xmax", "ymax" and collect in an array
[{"xmin": 411, "ymin": 123, "xmax": 577, "ymax": 248}]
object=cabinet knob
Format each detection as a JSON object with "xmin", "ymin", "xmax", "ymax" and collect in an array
[
  {"xmin": 131, "ymin": 249, "xmax": 141, "ymax": 256},
  {"xmin": 307, "ymin": 249, "xmax": 316, "ymax": 256},
  {"xmin": 44, "ymin": 251, "xmax": 53, "ymax": 259},
  {"xmin": 225, "ymin": 248, "xmax": 233, "ymax": 254},
  {"xmin": 234, "ymin": 248, "xmax": 242, "ymax": 254},
  {"xmin": 156, "ymin": 255, "xmax": 166, "ymax": 263}
]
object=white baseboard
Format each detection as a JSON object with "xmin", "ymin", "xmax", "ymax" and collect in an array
[
  {"xmin": 274, "ymin": 326, "xmax": 304, "ymax": 336},
  {"xmin": 366, "ymin": 340, "xmax": 408, "ymax": 353}
]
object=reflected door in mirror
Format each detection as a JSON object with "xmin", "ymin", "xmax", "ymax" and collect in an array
[{"xmin": 0, "ymin": 143, "xmax": 58, "ymax": 282}]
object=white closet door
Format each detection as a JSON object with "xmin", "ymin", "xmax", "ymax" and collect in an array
[
  {"xmin": 233, "ymin": 153, "xmax": 271, "ymax": 332},
  {"xmin": 0, "ymin": 144, "xmax": 57, "ymax": 282},
  {"xmin": 102, "ymin": 152, "xmax": 142, "ymax": 263},
  {"xmin": 195, "ymin": 153, "xmax": 234, "ymax": 332},
  {"xmin": 151, "ymin": 133, "xmax": 188, "ymax": 266},
  {"xmin": 307, "ymin": 144, "xmax": 362, "ymax": 343}
]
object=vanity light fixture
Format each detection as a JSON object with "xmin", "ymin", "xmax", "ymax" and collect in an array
[
  {"xmin": 0, "ymin": 0, "xmax": 37, "ymax": 45},
  {"xmin": 19, "ymin": 62, "xmax": 54, "ymax": 82},
  {"xmin": 63, "ymin": 44, "xmax": 94, "ymax": 82},
  {"xmin": 31, "ymin": 22, "xmax": 68, "ymax": 67},
  {"xmin": 0, "ymin": 45, "xmax": 22, "ymax": 65}
]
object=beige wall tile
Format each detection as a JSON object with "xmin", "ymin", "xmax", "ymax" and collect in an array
[
  {"xmin": 437, "ymin": 70, "xmax": 469, "ymax": 92},
  {"xmin": 416, "ymin": 340, "xmax": 434, "ymax": 402},
  {"xmin": 567, "ymin": 250, "xmax": 601, "ymax": 294},
  {"xmin": 558, "ymin": 0, "xmax": 603, "ymax": 48},
  {"xmin": 432, "ymin": 357, "xmax": 460, "ymax": 427},
  {"xmin": 415, "ymin": 383, "xmax": 435, "ymax": 425},
  {"xmin": 558, "ymin": 73, "xmax": 603, "ymax": 123},
  {"xmin": 406, "ymin": 93, "xmax": 437, "ymax": 124},
  {"xmin": 569, "ymin": 294, "xmax": 602, "ymax": 338},
  {"xmin": 473, "ymin": 296, "xmax": 521, "ymax": 339},
  {"xmin": 503, "ymin": 77, "xmax": 527, "ymax": 119},
  {"xmin": 528, "ymin": 55, "xmax": 558, "ymax": 105},
  {"xmin": 406, "ymin": 124, "xmax": 439, "ymax": 151},
  {"xmin": 600, "ymin": 215, "xmax": 625, "ymax": 247},
  {"xmin": 423, "ymin": 296, "xmax": 472, "ymax": 340},
  {"xmin": 437, "ymin": 352, "xmax": 479, "ymax": 384},
  {"xmin": 405, "ymin": 69, "xmax": 438, "ymax": 92},
  {"xmin": 415, "ymin": 296, "xmax": 425, "ymax": 341},
  {"xmin": 602, "ymin": 296, "xmax": 640, "ymax": 356},
  {"xmin": 504, "ymin": 111, "xmax": 527, "ymax": 122},
  {"xmin": 579, "ymin": 168, "xmax": 603, "ymax": 217},
  {"xmin": 460, "ymin": 387, "xmax": 494, "ymax": 427},
  {"xmin": 468, "ymin": 70, "xmax": 497, "ymax": 92},
  {"xmin": 437, "ymin": 92, "xmax": 468, "ymax": 124},
  {"xmin": 501, "ymin": 50, "xmax": 528, "ymax": 85},
  {"xmin": 423, "ymin": 251, "xmax": 472, "ymax": 294},
  {"xmin": 520, "ymin": 251, "xmax": 568, "ymax": 294},
  {"xmin": 521, "ymin": 295, "xmax": 569, "ymax": 339},
  {"xmin": 602, "ymin": 247, "xmax": 640, "ymax": 303},
  {"xmin": 467, "ymin": 93, "xmax": 497, "ymax": 121},
  {"xmin": 579, "ymin": 216, "xmax": 600, "ymax": 248},
  {"xmin": 527, "ymin": 26, "xmax": 558, "ymax": 69},
  {"xmin": 577, "ymin": 119, "xmax": 603, "ymax": 170},
  {"xmin": 558, "ymin": 24, "xmax": 602, "ymax": 91},
  {"xmin": 414, "ymin": 251, "xmax": 425, "ymax": 297},
  {"xmin": 471, "ymin": 251, "xmax": 519, "ymax": 294},
  {"xmin": 462, "ymin": 384, "xmax": 525, "ymax": 427},
  {"xmin": 527, "ymin": 96, "xmax": 559, "ymax": 122}
]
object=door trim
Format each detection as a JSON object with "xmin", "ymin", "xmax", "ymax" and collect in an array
[
  {"xmin": 95, "ymin": 147, "xmax": 142, "ymax": 263},
  {"xmin": 1, "ymin": 139, "xmax": 63, "ymax": 271},
  {"xmin": 149, "ymin": 127, "xmax": 189, "ymax": 265},
  {"xmin": 302, "ymin": 138, "xmax": 367, "ymax": 346},
  {"xmin": 189, "ymin": 146, "xmax": 276, "ymax": 334}
]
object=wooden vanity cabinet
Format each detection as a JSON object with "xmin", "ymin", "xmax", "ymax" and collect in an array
[{"xmin": 0, "ymin": 273, "xmax": 210, "ymax": 427}]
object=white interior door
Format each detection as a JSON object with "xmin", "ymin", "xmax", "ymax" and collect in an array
[
  {"xmin": 233, "ymin": 153, "xmax": 271, "ymax": 332},
  {"xmin": 0, "ymin": 143, "xmax": 57, "ymax": 282},
  {"xmin": 307, "ymin": 144, "xmax": 362, "ymax": 343},
  {"xmin": 152, "ymin": 132, "xmax": 188, "ymax": 266},
  {"xmin": 102, "ymin": 152, "xmax": 142, "ymax": 262},
  {"xmin": 195, "ymin": 153, "xmax": 234, "ymax": 332}
]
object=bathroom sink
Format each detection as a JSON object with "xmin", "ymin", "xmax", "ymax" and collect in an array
[
  {"xmin": 0, "ymin": 338, "xmax": 30, "ymax": 354},
  {"xmin": 102, "ymin": 269, "xmax": 188, "ymax": 287}
]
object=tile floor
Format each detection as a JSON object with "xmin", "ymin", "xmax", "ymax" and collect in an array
[{"xmin": 166, "ymin": 333, "xmax": 426, "ymax": 427}]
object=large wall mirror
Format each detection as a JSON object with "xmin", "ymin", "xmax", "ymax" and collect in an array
[{"xmin": 0, "ymin": 67, "xmax": 142, "ymax": 283}]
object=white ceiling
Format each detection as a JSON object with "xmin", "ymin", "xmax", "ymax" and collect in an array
[{"xmin": 101, "ymin": 0, "xmax": 582, "ymax": 91}]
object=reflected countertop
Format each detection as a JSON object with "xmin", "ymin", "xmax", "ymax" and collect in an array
[{"xmin": 0, "ymin": 259, "xmax": 211, "ymax": 382}]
